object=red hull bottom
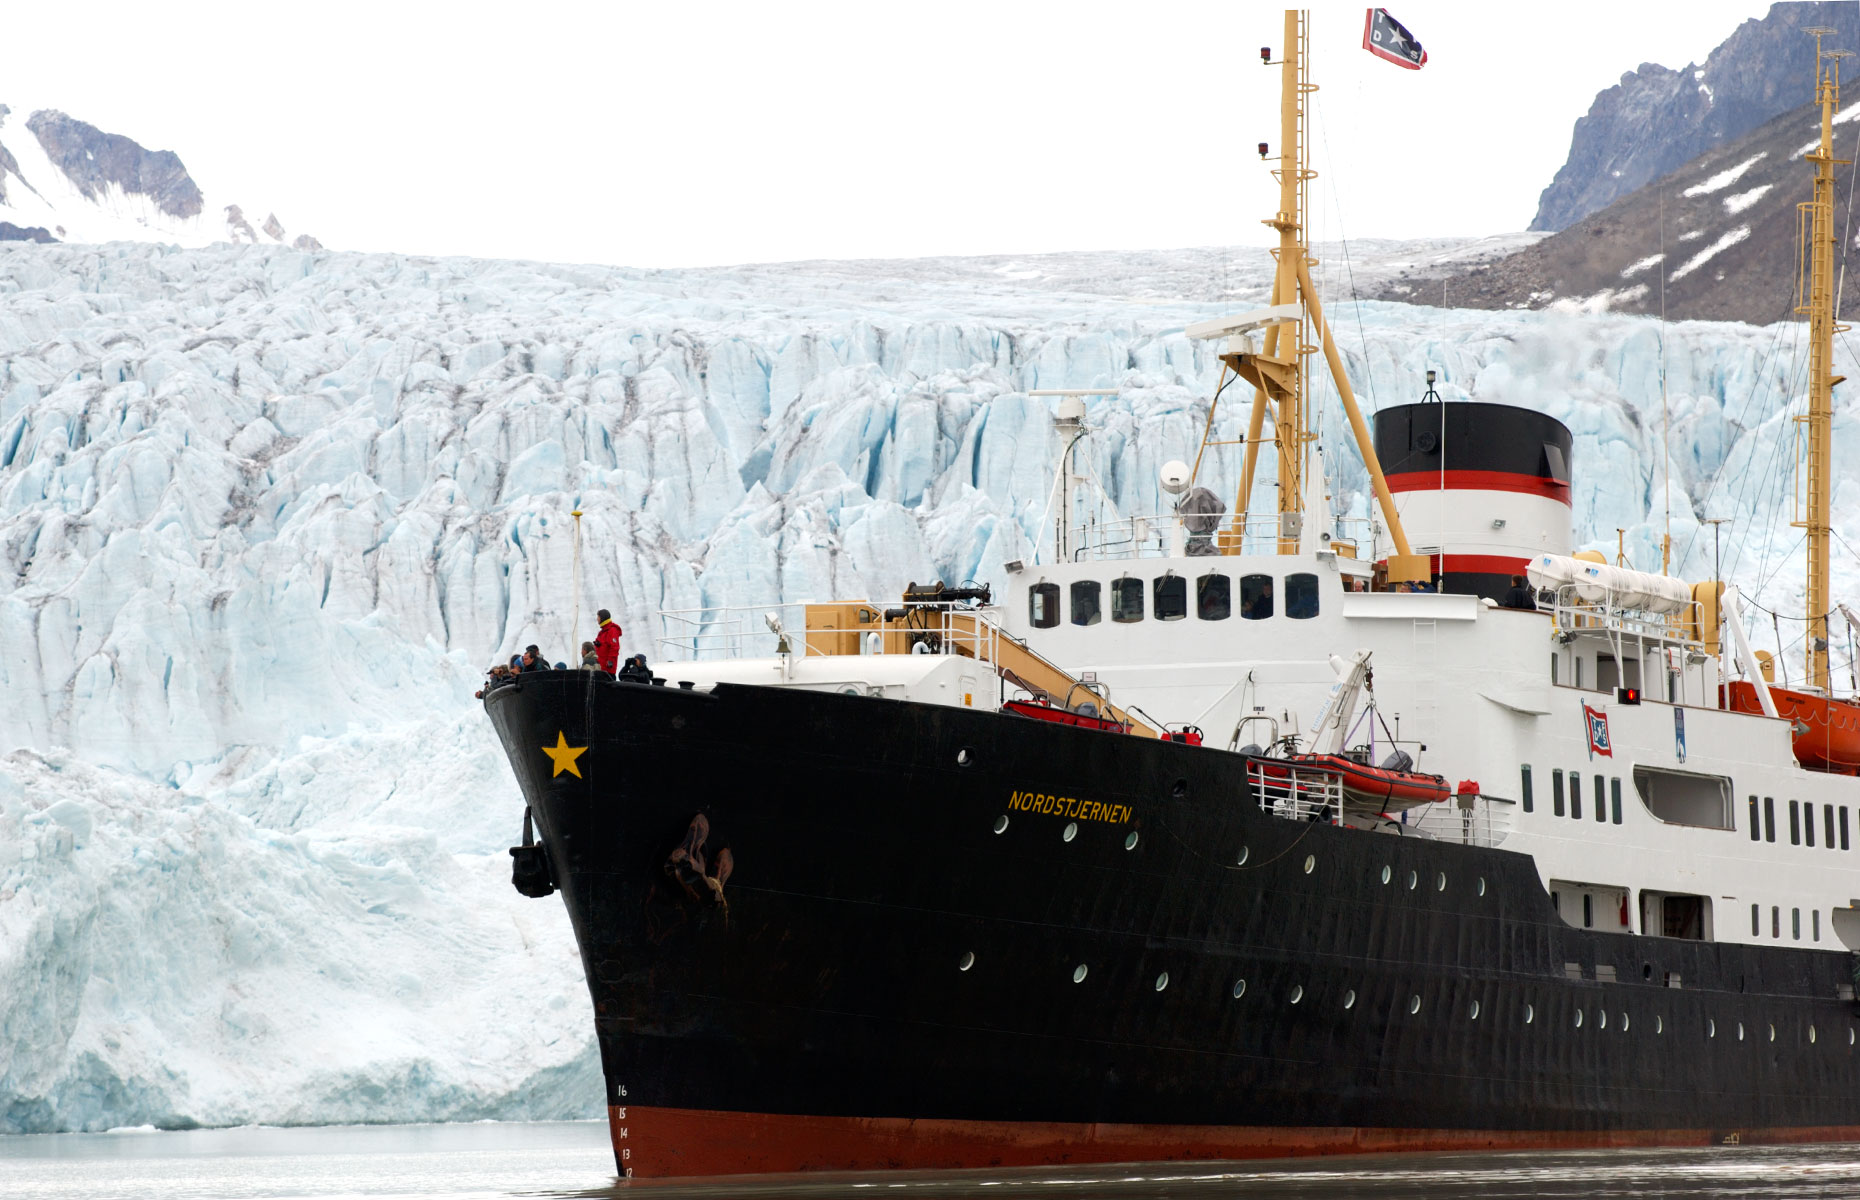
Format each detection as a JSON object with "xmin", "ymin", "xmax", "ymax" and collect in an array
[{"xmin": 608, "ymin": 1104, "xmax": 1860, "ymax": 1179}]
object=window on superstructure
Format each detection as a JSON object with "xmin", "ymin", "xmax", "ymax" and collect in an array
[
  {"xmin": 1551, "ymin": 654, "xmax": 1558, "ymax": 686},
  {"xmin": 1790, "ymin": 800, "xmax": 1802, "ymax": 846},
  {"xmin": 1843, "ymin": 807, "xmax": 1850, "ymax": 850},
  {"xmin": 1570, "ymin": 772, "xmax": 1583, "ymax": 821},
  {"xmin": 1826, "ymin": 804, "xmax": 1836, "ymax": 850},
  {"xmin": 1815, "ymin": 909, "xmax": 1822, "ymax": 941},
  {"xmin": 1749, "ymin": 796, "xmax": 1760, "ymax": 842},
  {"xmin": 1240, "ymin": 574, "xmax": 1274, "ymax": 620},
  {"xmin": 1611, "ymin": 778, "xmax": 1623, "ymax": 825},
  {"xmin": 1807, "ymin": 805, "xmax": 1817, "ymax": 847},
  {"xmin": 1197, "ymin": 573, "xmax": 1231, "ymax": 621},
  {"xmin": 1773, "ymin": 906, "xmax": 1781, "ymax": 938},
  {"xmin": 1029, "ymin": 582, "xmax": 1060, "ymax": 629},
  {"xmin": 1765, "ymin": 796, "xmax": 1776, "ymax": 843},
  {"xmin": 1111, "ymin": 577, "xmax": 1144, "ymax": 623},
  {"xmin": 1595, "ymin": 774, "xmax": 1606, "ymax": 823},
  {"xmin": 1521, "ymin": 765, "xmax": 1534, "ymax": 813},
  {"xmin": 1575, "ymin": 657, "xmax": 1584, "ymax": 690},
  {"xmin": 1582, "ymin": 894, "xmax": 1594, "ymax": 928},
  {"xmin": 1285, "ymin": 573, "xmax": 1319, "ymax": 620},
  {"xmin": 1153, "ymin": 573, "xmax": 1187, "ymax": 622},
  {"xmin": 1752, "ymin": 903, "xmax": 1760, "ymax": 937},
  {"xmin": 1070, "ymin": 580, "xmax": 1102, "ymax": 626},
  {"xmin": 1553, "ymin": 769, "xmax": 1565, "ymax": 817},
  {"xmin": 1793, "ymin": 908, "xmax": 1802, "ymax": 940}
]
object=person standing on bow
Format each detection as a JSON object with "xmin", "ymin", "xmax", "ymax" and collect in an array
[{"xmin": 594, "ymin": 609, "xmax": 622, "ymax": 674}]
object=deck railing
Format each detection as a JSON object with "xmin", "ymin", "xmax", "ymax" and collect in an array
[{"xmin": 656, "ymin": 600, "xmax": 1005, "ymax": 664}]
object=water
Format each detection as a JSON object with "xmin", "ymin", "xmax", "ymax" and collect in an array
[{"xmin": 3, "ymin": 1123, "xmax": 1860, "ymax": 1199}]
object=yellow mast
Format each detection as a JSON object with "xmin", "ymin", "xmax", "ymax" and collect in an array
[
  {"xmin": 1796, "ymin": 29, "xmax": 1849, "ymax": 693},
  {"xmin": 1216, "ymin": 9, "xmax": 1424, "ymax": 580}
]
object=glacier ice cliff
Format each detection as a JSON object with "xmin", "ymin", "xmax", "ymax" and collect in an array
[{"xmin": 0, "ymin": 237, "xmax": 1856, "ymax": 1131}]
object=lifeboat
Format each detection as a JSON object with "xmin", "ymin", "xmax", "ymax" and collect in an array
[
  {"xmin": 1254, "ymin": 753, "xmax": 1451, "ymax": 811},
  {"xmin": 1002, "ymin": 697, "xmax": 1129, "ymax": 734},
  {"xmin": 1723, "ymin": 681, "xmax": 1860, "ymax": 774}
]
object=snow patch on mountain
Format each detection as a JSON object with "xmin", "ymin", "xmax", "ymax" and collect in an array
[{"xmin": 0, "ymin": 238, "xmax": 1853, "ymax": 1131}]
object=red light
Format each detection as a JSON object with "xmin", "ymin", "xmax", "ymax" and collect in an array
[
  {"xmin": 1260, "ymin": 46, "xmax": 1272, "ymax": 63},
  {"xmin": 1616, "ymin": 687, "xmax": 1641, "ymax": 705},
  {"xmin": 1258, "ymin": 142, "xmax": 1270, "ymax": 159}
]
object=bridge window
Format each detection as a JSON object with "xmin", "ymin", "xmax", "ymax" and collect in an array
[
  {"xmin": 1070, "ymin": 580, "xmax": 1101, "ymax": 627},
  {"xmin": 1197, "ymin": 572, "xmax": 1231, "ymax": 620},
  {"xmin": 1552, "ymin": 769, "xmax": 1565, "ymax": 817},
  {"xmin": 1286, "ymin": 573, "xmax": 1320, "ymax": 619},
  {"xmin": 1111, "ymin": 576, "xmax": 1144, "ymax": 623},
  {"xmin": 1240, "ymin": 574, "xmax": 1274, "ymax": 620},
  {"xmin": 1153, "ymin": 573, "xmax": 1187, "ymax": 621},
  {"xmin": 1521, "ymin": 765, "xmax": 1534, "ymax": 813},
  {"xmin": 1029, "ymin": 582, "xmax": 1060, "ymax": 629}
]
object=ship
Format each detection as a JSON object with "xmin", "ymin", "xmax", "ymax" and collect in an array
[{"xmin": 485, "ymin": 14, "xmax": 1860, "ymax": 1179}]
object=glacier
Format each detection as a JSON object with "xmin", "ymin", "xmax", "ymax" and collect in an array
[{"xmin": 2, "ymin": 236, "xmax": 1857, "ymax": 1132}]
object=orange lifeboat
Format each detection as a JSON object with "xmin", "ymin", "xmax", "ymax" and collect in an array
[{"xmin": 1722, "ymin": 681, "xmax": 1860, "ymax": 774}]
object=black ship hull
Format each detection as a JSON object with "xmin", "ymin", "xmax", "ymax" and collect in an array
[{"xmin": 487, "ymin": 671, "xmax": 1860, "ymax": 1178}]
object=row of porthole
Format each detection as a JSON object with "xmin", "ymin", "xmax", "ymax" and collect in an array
[
  {"xmin": 961, "ymin": 958, "xmax": 1860, "ymax": 1049},
  {"xmin": 994, "ymin": 813, "xmax": 1144, "ymax": 850}
]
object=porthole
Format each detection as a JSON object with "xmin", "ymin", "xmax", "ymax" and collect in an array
[
  {"xmin": 1655, "ymin": 1015, "xmax": 1664, "ymax": 1034},
  {"xmin": 1303, "ymin": 854, "xmax": 1316, "ymax": 874},
  {"xmin": 1469, "ymin": 1000, "xmax": 1481, "ymax": 1020},
  {"xmin": 1062, "ymin": 821, "xmax": 1078, "ymax": 842},
  {"xmin": 992, "ymin": 815, "xmax": 1009, "ymax": 834},
  {"xmin": 1409, "ymin": 994, "xmax": 1422, "ymax": 1015},
  {"xmin": 1477, "ymin": 877, "xmax": 1487, "ymax": 897},
  {"xmin": 1597, "ymin": 1010, "xmax": 1606, "ymax": 1030},
  {"xmin": 1811, "ymin": 1025, "xmax": 1819, "ymax": 1044},
  {"xmin": 1289, "ymin": 984, "xmax": 1305, "ymax": 1005},
  {"xmin": 1124, "ymin": 831, "xmax": 1140, "ymax": 851},
  {"xmin": 956, "ymin": 747, "xmax": 974, "ymax": 766},
  {"xmin": 1237, "ymin": 846, "xmax": 1251, "ymax": 866},
  {"xmin": 1381, "ymin": 865, "xmax": 1392, "ymax": 885},
  {"xmin": 1850, "ymin": 1028, "xmax": 1855, "ymax": 1046},
  {"xmin": 1155, "ymin": 971, "xmax": 1169, "ymax": 992},
  {"xmin": 1436, "ymin": 871, "xmax": 1447, "ymax": 892},
  {"xmin": 1621, "ymin": 1013, "xmax": 1629, "ymax": 1032},
  {"xmin": 1171, "ymin": 778, "xmax": 1189, "ymax": 799},
  {"xmin": 1524, "ymin": 1003, "xmax": 1535, "ymax": 1024},
  {"xmin": 1708, "ymin": 1019, "xmax": 1716, "ymax": 1038},
  {"xmin": 1407, "ymin": 869, "xmax": 1419, "ymax": 890},
  {"xmin": 1737, "ymin": 1022, "xmax": 1745, "ymax": 1041},
  {"xmin": 1343, "ymin": 989, "xmax": 1357, "ymax": 1010},
  {"xmin": 957, "ymin": 951, "xmax": 975, "ymax": 972},
  {"xmin": 1072, "ymin": 964, "xmax": 1089, "ymax": 984},
  {"xmin": 1574, "ymin": 1010, "xmax": 1584, "ymax": 1028},
  {"xmin": 1769, "ymin": 1024, "xmax": 1776, "ymax": 1042},
  {"xmin": 1232, "ymin": 979, "xmax": 1247, "ymax": 999}
]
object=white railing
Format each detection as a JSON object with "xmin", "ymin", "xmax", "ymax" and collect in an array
[
  {"xmin": 1545, "ymin": 585, "xmax": 1703, "ymax": 650},
  {"xmin": 1248, "ymin": 758, "xmax": 1344, "ymax": 824},
  {"xmin": 1402, "ymin": 796, "xmax": 1515, "ymax": 848},
  {"xmin": 656, "ymin": 600, "xmax": 1006, "ymax": 664},
  {"xmin": 1066, "ymin": 512, "xmax": 1376, "ymax": 562}
]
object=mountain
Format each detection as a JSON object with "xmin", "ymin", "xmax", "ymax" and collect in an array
[
  {"xmin": 1378, "ymin": 98, "xmax": 1860, "ymax": 325},
  {"xmin": 0, "ymin": 105, "xmax": 320, "ymax": 250},
  {"xmin": 1532, "ymin": 1, "xmax": 1860, "ymax": 233},
  {"xmin": 0, "ymin": 238, "xmax": 1848, "ymax": 1131}
]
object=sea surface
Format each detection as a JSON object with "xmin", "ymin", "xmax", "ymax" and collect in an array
[{"xmin": 4, "ymin": 1121, "xmax": 1860, "ymax": 1199}]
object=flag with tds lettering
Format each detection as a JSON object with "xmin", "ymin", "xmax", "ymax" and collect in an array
[
  {"xmin": 1583, "ymin": 703, "xmax": 1613, "ymax": 760},
  {"xmin": 1363, "ymin": 8, "xmax": 1427, "ymax": 70}
]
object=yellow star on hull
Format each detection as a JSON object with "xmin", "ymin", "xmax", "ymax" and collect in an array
[{"xmin": 542, "ymin": 731, "xmax": 588, "ymax": 778}]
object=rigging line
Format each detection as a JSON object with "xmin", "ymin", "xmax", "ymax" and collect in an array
[
  {"xmin": 1841, "ymin": 84, "xmax": 1860, "ymax": 318},
  {"xmin": 1312, "ymin": 88, "xmax": 1377, "ymax": 412},
  {"xmin": 1730, "ymin": 324, "xmax": 1812, "ymax": 585}
]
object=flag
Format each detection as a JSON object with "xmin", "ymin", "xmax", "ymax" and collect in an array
[
  {"xmin": 1583, "ymin": 703, "xmax": 1613, "ymax": 760},
  {"xmin": 1363, "ymin": 8, "xmax": 1427, "ymax": 70}
]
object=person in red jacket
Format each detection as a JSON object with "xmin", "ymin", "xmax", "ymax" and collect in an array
[{"xmin": 594, "ymin": 609, "xmax": 622, "ymax": 674}]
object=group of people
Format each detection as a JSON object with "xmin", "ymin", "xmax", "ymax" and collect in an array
[{"xmin": 476, "ymin": 609, "xmax": 641, "ymax": 698}]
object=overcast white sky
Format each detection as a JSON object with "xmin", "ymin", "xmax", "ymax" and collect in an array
[{"xmin": 7, "ymin": 1, "xmax": 1773, "ymax": 267}]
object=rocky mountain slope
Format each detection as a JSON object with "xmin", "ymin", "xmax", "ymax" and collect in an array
[
  {"xmin": 1381, "ymin": 99, "xmax": 1860, "ymax": 325},
  {"xmin": 1532, "ymin": 1, "xmax": 1860, "ymax": 233},
  {"xmin": 0, "ymin": 105, "xmax": 319, "ymax": 250}
]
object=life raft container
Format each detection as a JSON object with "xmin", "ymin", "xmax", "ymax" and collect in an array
[{"xmin": 1001, "ymin": 698, "xmax": 1129, "ymax": 734}]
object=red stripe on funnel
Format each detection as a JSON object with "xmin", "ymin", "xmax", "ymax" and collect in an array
[{"xmin": 1385, "ymin": 469, "xmax": 1570, "ymax": 503}]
